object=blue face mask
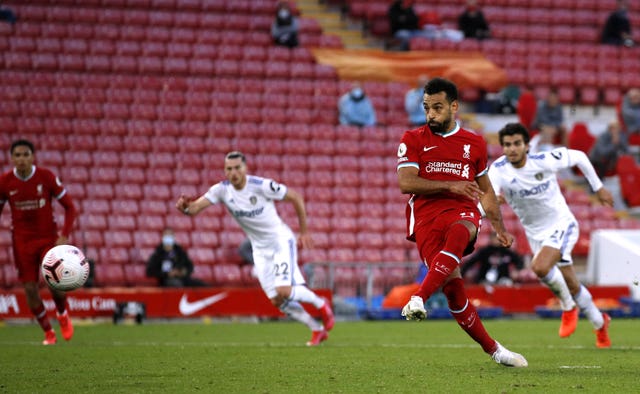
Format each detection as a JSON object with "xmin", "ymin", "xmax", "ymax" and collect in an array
[
  {"xmin": 162, "ymin": 235, "xmax": 175, "ymax": 247},
  {"xmin": 350, "ymin": 88, "xmax": 364, "ymax": 101}
]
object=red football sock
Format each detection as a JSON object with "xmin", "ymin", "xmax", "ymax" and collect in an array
[
  {"xmin": 53, "ymin": 295, "xmax": 68, "ymax": 315},
  {"xmin": 414, "ymin": 223, "xmax": 470, "ymax": 301},
  {"xmin": 31, "ymin": 304, "xmax": 52, "ymax": 333},
  {"xmin": 443, "ymin": 278, "xmax": 496, "ymax": 354}
]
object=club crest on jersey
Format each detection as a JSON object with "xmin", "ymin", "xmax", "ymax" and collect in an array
[
  {"xmin": 250, "ymin": 196, "xmax": 257, "ymax": 205},
  {"xmin": 463, "ymin": 144, "xmax": 471, "ymax": 159},
  {"xmin": 37, "ymin": 184, "xmax": 43, "ymax": 195},
  {"xmin": 535, "ymin": 172, "xmax": 544, "ymax": 181}
]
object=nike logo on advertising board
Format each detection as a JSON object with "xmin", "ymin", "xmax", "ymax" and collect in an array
[
  {"xmin": 178, "ymin": 292, "xmax": 227, "ymax": 316},
  {"xmin": 423, "ymin": 146, "xmax": 437, "ymax": 152}
]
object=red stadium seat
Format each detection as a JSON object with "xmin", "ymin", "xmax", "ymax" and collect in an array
[{"xmin": 93, "ymin": 263, "xmax": 127, "ymax": 287}]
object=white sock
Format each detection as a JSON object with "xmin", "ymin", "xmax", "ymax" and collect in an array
[
  {"xmin": 541, "ymin": 266, "xmax": 576, "ymax": 311},
  {"xmin": 574, "ymin": 285, "xmax": 604, "ymax": 329},
  {"xmin": 280, "ymin": 300, "xmax": 322, "ymax": 331},
  {"xmin": 290, "ymin": 285, "xmax": 324, "ymax": 309}
]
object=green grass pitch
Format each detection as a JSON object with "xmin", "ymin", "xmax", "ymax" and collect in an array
[{"xmin": 0, "ymin": 318, "xmax": 638, "ymax": 393}]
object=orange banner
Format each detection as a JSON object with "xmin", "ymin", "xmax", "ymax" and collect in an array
[{"xmin": 312, "ymin": 48, "xmax": 508, "ymax": 91}]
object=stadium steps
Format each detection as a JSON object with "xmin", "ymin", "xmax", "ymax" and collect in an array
[{"xmin": 296, "ymin": 0, "xmax": 378, "ymax": 49}]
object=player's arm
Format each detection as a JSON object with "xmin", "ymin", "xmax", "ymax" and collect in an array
[
  {"xmin": 476, "ymin": 174, "xmax": 513, "ymax": 248},
  {"xmin": 282, "ymin": 187, "xmax": 313, "ymax": 249},
  {"xmin": 57, "ymin": 193, "xmax": 77, "ymax": 245},
  {"xmin": 397, "ymin": 166, "xmax": 484, "ymax": 200},
  {"xmin": 176, "ymin": 194, "xmax": 212, "ymax": 216},
  {"xmin": 566, "ymin": 149, "xmax": 614, "ymax": 207}
]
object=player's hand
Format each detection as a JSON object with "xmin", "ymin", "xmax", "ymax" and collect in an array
[
  {"xmin": 496, "ymin": 231, "xmax": 514, "ymax": 248},
  {"xmin": 497, "ymin": 195, "xmax": 507, "ymax": 205},
  {"xmin": 596, "ymin": 188, "xmax": 614, "ymax": 207},
  {"xmin": 298, "ymin": 232, "xmax": 313, "ymax": 249},
  {"xmin": 176, "ymin": 194, "xmax": 191, "ymax": 213},
  {"xmin": 448, "ymin": 181, "xmax": 484, "ymax": 200}
]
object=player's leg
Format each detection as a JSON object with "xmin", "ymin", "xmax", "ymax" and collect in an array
[
  {"xmin": 253, "ymin": 244, "xmax": 326, "ymax": 345},
  {"xmin": 413, "ymin": 219, "xmax": 476, "ymax": 302},
  {"xmin": 49, "ymin": 287, "xmax": 74, "ymax": 341},
  {"xmin": 530, "ymin": 244, "xmax": 578, "ymax": 337},
  {"xmin": 559, "ymin": 265, "xmax": 610, "ymax": 348},
  {"xmin": 442, "ymin": 271, "xmax": 527, "ymax": 367},
  {"xmin": 15, "ymin": 243, "xmax": 56, "ymax": 344}
]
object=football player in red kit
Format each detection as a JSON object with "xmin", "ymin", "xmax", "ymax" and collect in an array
[
  {"xmin": 0, "ymin": 140, "xmax": 78, "ymax": 345},
  {"xmin": 397, "ymin": 78, "xmax": 527, "ymax": 367}
]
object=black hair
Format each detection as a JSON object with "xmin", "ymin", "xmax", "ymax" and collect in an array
[
  {"xmin": 10, "ymin": 139, "xmax": 35, "ymax": 155},
  {"xmin": 225, "ymin": 151, "xmax": 246, "ymax": 162},
  {"xmin": 498, "ymin": 123, "xmax": 530, "ymax": 145},
  {"xmin": 424, "ymin": 77, "xmax": 458, "ymax": 103}
]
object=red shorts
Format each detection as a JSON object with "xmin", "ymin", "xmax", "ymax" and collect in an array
[
  {"xmin": 414, "ymin": 209, "xmax": 481, "ymax": 269},
  {"xmin": 13, "ymin": 236, "xmax": 57, "ymax": 283}
]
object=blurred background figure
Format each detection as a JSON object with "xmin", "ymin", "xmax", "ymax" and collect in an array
[
  {"xmin": 338, "ymin": 83, "xmax": 377, "ymax": 127},
  {"xmin": 589, "ymin": 120, "xmax": 628, "ymax": 178},
  {"xmin": 601, "ymin": 0, "xmax": 633, "ymax": 47},
  {"xmin": 461, "ymin": 232, "xmax": 525, "ymax": 286},
  {"xmin": 388, "ymin": 0, "xmax": 425, "ymax": 50},
  {"xmin": 405, "ymin": 75, "xmax": 429, "ymax": 127},
  {"xmin": 621, "ymin": 87, "xmax": 640, "ymax": 134},
  {"xmin": 458, "ymin": 0, "xmax": 491, "ymax": 40},
  {"xmin": 146, "ymin": 228, "xmax": 207, "ymax": 287},
  {"xmin": 271, "ymin": 1, "xmax": 299, "ymax": 48},
  {"xmin": 530, "ymin": 89, "xmax": 566, "ymax": 153},
  {"xmin": 0, "ymin": 2, "xmax": 17, "ymax": 27}
]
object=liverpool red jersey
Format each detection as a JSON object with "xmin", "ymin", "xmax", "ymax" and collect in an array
[
  {"xmin": 0, "ymin": 166, "xmax": 66, "ymax": 239},
  {"xmin": 396, "ymin": 123, "xmax": 488, "ymax": 239}
]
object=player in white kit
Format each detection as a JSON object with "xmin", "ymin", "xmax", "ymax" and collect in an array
[
  {"xmin": 175, "ymin": 151, "xmax": 334, "ymax": 346},
  {"xmin": 488, "ymin": 123, "xmax": 613, "ymax": 348}
]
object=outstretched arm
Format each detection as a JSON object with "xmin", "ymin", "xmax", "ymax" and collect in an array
[
  {"xmin": 176, "ymin": 194, "xmax": 212, "ymax": 216},
  {"xmin": 397, "ymin": 166, "xmax": 484, "ymax": 200},
  {"xmin": 567, "ymin": 149, "xmax": 614, "ymax": 207},
  {"xmin": 476, "ymin": 174, "xmax": 513, "ymax": 248},
  {"xmin": 282, "ymin": 187, "xmax": 313, "ymax": 249}
]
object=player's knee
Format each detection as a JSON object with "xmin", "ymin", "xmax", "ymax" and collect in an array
[{"xmin": 531, "ymin": 261, "xmax": 551, "ymax": 278}]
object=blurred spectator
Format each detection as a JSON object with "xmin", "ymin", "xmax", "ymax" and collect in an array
[
  {"xmin": 238, "ymin": 238, "xmax": 254, "ymax": 265},
  {"xmin": 621, "ymin": 87, "xmax": 640, "ymax": 133},
  {"xmin": 530, "ymin": 89, "xmax": 566, "ymax": 153},
  {"xmin": 271, "ymin": 1, "xmax": 299, "ymax": 48},
  {"xmin": 0, "ymin": 3, "xmax": 17, "ymax": 26},
  {"xmin": 388, "ymin": 0, "xmax": 427, "ymax": 50},
  {"xmin": 461, "ymin": 232, "xmax": 525, "ymax": 286},
  {"xmin": 601, "ymin": 0, "xmax": 634, "ymax": 47},
  {"xmin": 589, "ymin": 120, "xmax": 628, "ymax": 178},
  {"xmin": 338, "ymin": 83, "xmax": 377, "ymax": 127},
  {"xmin": 457, "ymin": 0, "xmax": 490, "ymax": 40},
  {"xmin": 146, "ymin": 228, "xmax": 208, "ymax": 287},
  {"xmin": 405, "ymin": 75, "xmax": 429, "ymax": 126}
]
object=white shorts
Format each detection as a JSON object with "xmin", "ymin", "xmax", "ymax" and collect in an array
[
  {"xmin": 527, "ymin": 219, "xmax": 579, "ymax": 267},
  {"xmin": 252, "ymin": 234, "xmax": 306, "ymax": 299}
]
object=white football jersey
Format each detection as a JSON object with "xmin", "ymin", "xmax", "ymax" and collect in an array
[
  {"xmin": 205, "ymin": 175, "xmax": 292, "ymax": 249},
  {"xmin": 488, "ymin": 147, "xmax": 579, "ymax": 238}
]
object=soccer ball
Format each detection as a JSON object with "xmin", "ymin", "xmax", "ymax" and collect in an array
[{"xmin": 41, "ymin": 245, "xmax": 90, "ymax": 291}]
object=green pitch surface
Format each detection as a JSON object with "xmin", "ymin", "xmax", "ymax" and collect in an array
[{"xmin": 0, "ymin": 319, "xmax": 638, "ymax": 393}]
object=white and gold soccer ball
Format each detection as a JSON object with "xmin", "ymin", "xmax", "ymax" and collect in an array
[{"xmin": 41, "ymin": 245, "xmax": 90, "ymax": 291}]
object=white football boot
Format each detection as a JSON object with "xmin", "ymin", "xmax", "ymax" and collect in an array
[
  {"xmin": 401, "ymin": 296, "xmax": 427, "ymax": 321},
  {"xmin": 491, "ymin": 342, "xmax": 528, "ymax": 367}
]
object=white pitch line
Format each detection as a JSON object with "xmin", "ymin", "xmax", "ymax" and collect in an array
[{"xmin": 559, "ymin": 365, "xmax": 602, "ymax": 369}]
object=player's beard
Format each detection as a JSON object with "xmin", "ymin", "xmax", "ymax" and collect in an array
[{"xmin": 427, "ymin": 115, "xmax": 452, "ymax": 135}]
